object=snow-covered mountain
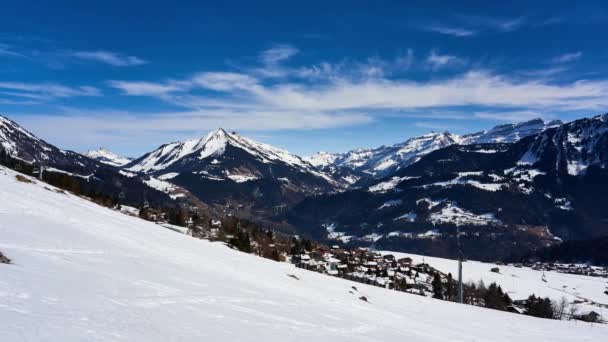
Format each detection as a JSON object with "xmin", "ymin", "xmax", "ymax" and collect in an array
[
  {"xmin": 0, "ymin": 115, "xmax": 93, "ymax": 168},
  {"xmin": 461, "ymin": 118, "xmax": 563, "ymax": 144},
  {"xmin": 518, "ymin": 113, "xmax": 608, "ymax": 176},
  {"xmin": 1, "ymin": 165, "xmax": 605, "ymax": 341},
  {"xmin": 290, "ymin": 115, "xmax": 608, "ymax": 259},
  {"xmin": 126, "ymin": 128, "xmax": 338, "ymax": 208},
  {"xmin": 0, "ymin": 114, "xmax": 173, "ymax": 207},
  {"xmin": 307, "ymin": 119, "xmax": 560, "ymax": 183},
  {"xmin": 84, "ymin": 147, "xmax": 132, "ymax": 167},
  {"xmin": 307, "ymin": 132, "xmax": 461, "ymax": 183}
]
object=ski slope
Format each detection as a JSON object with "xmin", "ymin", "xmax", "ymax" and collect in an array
[
  {"xmin": 382, "ymin": 251, "xmax": 608, "ymax": 316},
  {"xmin": 1, "ymin": 166, "xmax": 606, "ymax": 341}
]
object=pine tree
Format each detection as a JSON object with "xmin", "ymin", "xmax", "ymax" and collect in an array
[{"xmin": 432, "ymin": 273, "xmax": 443, "ymax": 299}]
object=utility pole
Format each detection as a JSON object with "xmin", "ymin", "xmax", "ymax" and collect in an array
[
  {"xmin": 457, "ymin": 226, "xmax": 464, "ymax": 304},
  {"xmin": 457, "ymin": 255, "xmax": 463, "ymax": 303}
]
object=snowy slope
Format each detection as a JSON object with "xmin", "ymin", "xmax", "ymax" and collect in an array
[
  {"xmin": 84, "ymin": 147, "xmax": 132, "ymax": 167},
  {"xmin": 1, "ymin": 166, "xmax": 606, "ymax": 342},
  {"xmin": 382, "ymin": 251, "xmax": 608, "ymax": 317}
]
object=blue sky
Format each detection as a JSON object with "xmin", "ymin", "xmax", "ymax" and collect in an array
[{"xmin": 1, "ymin": 0, "xmax": 608, "ymax": 157}]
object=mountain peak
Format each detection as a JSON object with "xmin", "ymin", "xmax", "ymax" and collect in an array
[{"xmin": 84, "ymin": 147, "xmax": 132, "ymax": 167}]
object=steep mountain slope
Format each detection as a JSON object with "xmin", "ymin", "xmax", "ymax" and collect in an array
[
  {"xmin": 126, "ymin": 129, "xmax": 337, "ymax": 210},
  {"xmin": 84, "ymin": 147, "xmax": 132, "ymax": 167},
  {"xmin": 1, "ymin": 165, "xmax": 604, "ymax": 342},
  {"xmin": 0, "ymin": 115, "xmax": 172, "ymax": 207},
  {"xmin": 307, "ymin": 119, "xmax": 560, "ymax": 184},
  {"xmin": 461, "ymin": 118, "xmax": 563, "ymax": 144},
  {"xmin": 1, "ymin": 115, "xmax": 97, "ymax": 169},
  {"xmin": 289, "ymin": 114, "xmax": 608, "ymax": 260}
]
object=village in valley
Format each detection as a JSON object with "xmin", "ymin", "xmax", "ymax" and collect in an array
[{"xmin": 127, "ymin": 203, "xmax": 607, "ymax": 323}]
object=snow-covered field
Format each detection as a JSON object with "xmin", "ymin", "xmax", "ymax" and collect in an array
[
  {"xmin": 381, "ymin": 251, "xmax": 608, "ymax": 318},
  {"xmin": 1, "ymin": 166, "xmax": 607, "ymax": 341}
]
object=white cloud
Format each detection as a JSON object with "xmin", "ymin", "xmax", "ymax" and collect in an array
[
  {"xmin": 71, "ymin": 50, "xmax": 147, "ymax": 66},
  {"xmin": 458, "ymin": 15, "xmax": 525, "ymax": 32},
  {"xmin": 474, "ymin": 110, "xmax": 545, "ymax": 123},
  {"xmin": 0, "ymin": 43, "xmax": 25, "ymax": 58},
  {"xmin": 0, "ymin": 82, "xmax": 100, "ymax": 99},
  {"xmin": 426, "ymin": 50, "xmax": 466, "ymax": 70},
  {"xmin": 107, "ymin": 80, "xmax": 187, "ymax": 96},
  {"xmin": 107, "ymin": 67, "xmax": 608, "ymax": 115},
  {"xmin": 425, "ymin": 26, "xmax": 477, "ymax": 37},
  {"xmin": 191, "ymin": 72, "xmax": 260, "ymax": 92},
  {"xmin": 260, "ymin": 44, "xmax": 299, "ymax": 65},
  {"xmin": 552, "ymin": 52, "xmax": 582, "ymax": 63},
  {"xmin": 15, "ymin": 108, "xmax": 372, "ymax": 154},
  {"xmin": 394, "ymin": 49, "xmax": 415, "ymax": 70}
]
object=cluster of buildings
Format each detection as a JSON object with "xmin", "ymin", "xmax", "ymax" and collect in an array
[
  {"xmin": 292, "ymin": 245, "xmax": 441, "ymax": 295},
  {"xmin": 511, "ymin": 262, "xmax": 608, "ymax": 278}
]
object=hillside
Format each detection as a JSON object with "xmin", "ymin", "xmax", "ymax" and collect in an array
[{"xmin": 1, "ymin": 165, "xmax": 605, "ymax": 341}]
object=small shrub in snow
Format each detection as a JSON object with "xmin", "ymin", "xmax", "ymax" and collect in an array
[{"xmin": 0, "ymin": 251, "xmax": 10, "ymax": 264}]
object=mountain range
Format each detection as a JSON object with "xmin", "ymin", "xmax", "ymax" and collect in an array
[
  {"xmin": 289, "ymin": 114, "xmax": 608, "ymax": 260},
  {"xmin": 306, "ymin": 118, "xmax": 563, "ymax": 185},
  {"xmin": 2, "ymin": 112, "xmax": 607, "ymax": 260}
]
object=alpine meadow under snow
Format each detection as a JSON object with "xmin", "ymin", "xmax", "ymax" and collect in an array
[{"xmin": 1, "ymin": 165, "xmax": 607, "ymax": 341}]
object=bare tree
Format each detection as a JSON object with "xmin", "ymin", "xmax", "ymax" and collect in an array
[{"xmin": 553, "ymin": 297, "xmax": 568, "ymax": 320}]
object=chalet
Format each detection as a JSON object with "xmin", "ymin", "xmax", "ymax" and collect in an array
[
  {"xmin": 398, "ymin": 257, "xmax": 413, "ymax": 265},
  {"xmin": 573, "ymin": 310, "xmax": 601, "ymax": 323}
]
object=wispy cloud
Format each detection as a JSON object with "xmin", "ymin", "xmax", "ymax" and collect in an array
[
  {"xmin": 518, "ymin": 66, "xmax": 569, "ymax": 78},
  {"xmin": 0, "ymin": 82, "xmax": 101, "ymax": 100},
  {"xmin": 426, "ymin": 50, "xmax": 466, "ymax": 70},
  {"xmin": 0, "ymin": 43, "xmax": 26, "ymax": 58},
  {"xmin": 458, "ymin": 15, "xmax": 525, "ymax": 32},
  {"xmin": 423, "ymin": 26, "xmax": 477, "ymax": 37},
  {"xmin": 552, "ymin": 51, "xmax": 582, "ymax": 63},
  {"xmin": 260, "ymin": 44, "xmax": 299, "ymax": 65},
  {"xmin": 474, "ymin": 110, "xmax": 545, "ymax": 123},
  {"xmin": 107, "ymin": 80, "xmax": 186, "ymax": 96},
  {"xmin": 71, "ymin": 50, "xmax": 147, "ymax": 66},
  {"xmin": 13, "ymin": 44, "xmax": 608, "ymax": 151}
]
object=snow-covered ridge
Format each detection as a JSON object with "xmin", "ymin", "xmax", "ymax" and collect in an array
[
  {"xmin": 84, "ymin": 147, "xmax": 132, "ymax": 167},
  {"xmin": 461, "ymin": 118, "xmax": 563, "ymax": 144},
  {"xmin": 304, "ymin": 151, "xmax": 340, "ymax": 168},
  {"xmin": 307, "ymin": 119, "xmax": 557, "ymax": 180},
  {"xmin": 128, "ymin": 128, "xmax": 321, "ymax": 174},
  {"xmin": 0, "ymin": 114, "xmax": 53, "ymax": 160}
]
